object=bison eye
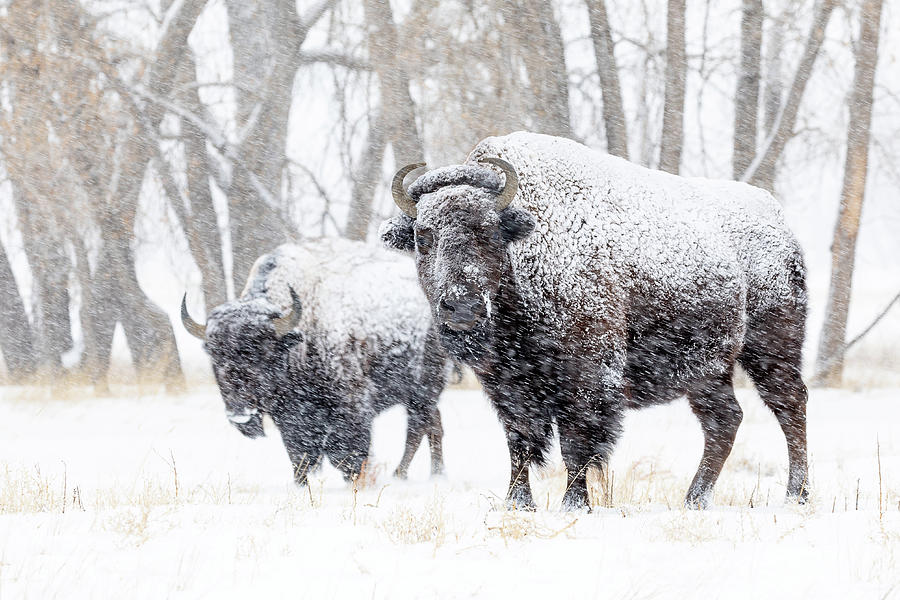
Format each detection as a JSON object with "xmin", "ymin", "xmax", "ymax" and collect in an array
[{"xmin": 415, "ymin": 228, "xmax": 435, "ymax": 254}]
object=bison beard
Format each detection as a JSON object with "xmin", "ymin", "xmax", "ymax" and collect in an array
[{"xmin": 438, "ymin": 322, "xmax": 493, "ymax": 364}]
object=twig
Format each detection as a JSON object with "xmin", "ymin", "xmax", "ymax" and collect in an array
[
  {"xmin": 299, "ymin": 50, "xmax": 371, "ymax": 71},
  {"xmin": 877, "ymin": 437, "xmax": 883, "ymax": 520},
  {"xmin": 170, "ymin": 450, "xmax": 179, "ymax": 501},
  {"xmin": 844, "ymin": 290, "xmax": 900, "ymax": 352},
  {"xmin": 61, "ymin": 461, "xmax": 67, "ymax": 514}
]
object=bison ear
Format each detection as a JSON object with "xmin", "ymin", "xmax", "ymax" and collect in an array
[
  {"xmin": 379, "ymin": 215, "xmax": 416, "ymax": 253},
  {"xmin": 499, "ymin": 207, "xmax": 535, "ymax": 243}
]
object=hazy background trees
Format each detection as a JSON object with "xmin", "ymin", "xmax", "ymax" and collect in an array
[{"xmin": 0, "ymin": 0, "xmax": 897, "ymax": 390}]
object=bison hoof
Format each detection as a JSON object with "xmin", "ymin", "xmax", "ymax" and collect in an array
[
  {"xmin": 393, "ymin": 468, "xmax": 409, "ymax": 480},
  {"xmin": 683, "ymin": 490, "xmax": 712, "ymax": 510},
  {"xmin": 786, "ymin": 487, "xmax": 810, "ymax": 505},
  {"xmin": 561, "ymin": 488, "xmax": 589, "ymax": 512},
  {"xmin": 505, "ymin": 490, "xmax": 536, "ymax": 512}
]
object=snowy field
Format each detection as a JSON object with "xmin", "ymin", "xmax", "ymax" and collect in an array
[{"xmin": 1, "ymin": 384, "xmax": 898, "ymax": 599}]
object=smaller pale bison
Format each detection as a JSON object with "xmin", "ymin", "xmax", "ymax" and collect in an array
[{"xmin": 182, "ymin": 239, "xmax": 449, "ymax": 484}]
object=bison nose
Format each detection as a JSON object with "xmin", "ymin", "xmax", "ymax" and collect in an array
[{"xmin": 440, "ymin": 296, "xmax": 486, "ymax": 331}]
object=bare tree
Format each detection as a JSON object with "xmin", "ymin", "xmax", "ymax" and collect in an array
[
  {"xmin": 0, "ymin": 0, "xmax": 187, "ymax": 388},
  {"xmin": 742, "ymin": 0, "xmax": 837, "ymax": 191},
  {"xmin": 9, "ymin": 194, "xmax": 73, "ymax": 377},
  {"xmin": 659, "ymin": 0, "xmax": 686, "ymax": 174},
  {"xmin": 0, "ymin": 3, "xmax": 79, "ymax": 377},
  {"xmin": 586, "ymin": 0, "xmax": 628, "ymax": 158},
  {"xmin": 0, "ymin": 241, "xmax": 36, "ymax": 380},
  {"xmin": 224, "ymin": 0, "xmax": 337, "ymax": 287},
  {"xmin": 345, "ymin": 0, "xmax": 425, "ymax": 241},
  {"xmin": 153, "ymin": 0, "xmax": 227, "ymax": 310},
  {"xmin": 733, "ymin": 0, "xmax": 763, "ymax": 179},
  {"xmin": 814, "ymin": 0, "xmax": 884, "ymax": 386},
  {"xmin": 762, "ymin": 5, "xmax": 789, "ymax": 136},
  {"xmin": 224, "ymin": 0, "xmax": 296, "ymax": 287},
  {"xmin": 506, "ymin": 0, "xmax": 572, "ymax": 138}
]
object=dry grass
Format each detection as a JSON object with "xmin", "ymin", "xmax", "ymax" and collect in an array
[
  {"xmin": 0, "ymin": 460, "xmax": 269, "ymax": 517},
  {"xmin": 484, "ymin": 510, "xmax": 579, "ymax": 544},
  {"xmin": 382, "ymin": 496, "xmax": 449, "ymax": 546}
]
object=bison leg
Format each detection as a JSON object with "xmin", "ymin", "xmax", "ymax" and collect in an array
[
  {"xmin": 427, "ymin": 408, "xmax": 445, "ymax": 476},
  {"xmin": 326, "ymin": 416, "xmax": 372, "ymax": 482},
  {"xmin": 394, "ymin": 406, "xmax": 430, "ymax": 479},
  {"xmin": 484, "ymin": 378, "xmax": 547, "ymax": 510},
  {"xmin": 505, "ymin": 439, "xmax": 535, "ymax": 511},
  {"xmin": 282, "ymin": 437, "xmax": 324, "ymax": 487},
  {"xmin": 288, "ymin": 448, "xmax": 323, "ymax": 486},
  {"xmin": 558, "ymin": 431, "xmax": 591, "ymax": 511},
  {"xmin": 395, "ymin": 404, "xmax": 444, "ymax": 479},
  {"xmin": 738, "ymin": 302, "xmax": 810, "ymax": 504},
  {"xmin": 557, "ymin": 390, "xmax": 624, "ymax": 511},
  {"xmin": 494, "ymin": 420, "xmax": 536, "ymax": 510},
  {"xmin": 272, "ymin": 414, "xmax": 325, "ymax": 486},
  {"xmin": 685, "ymin": 375, "xmax": 743, "ymax": 509},
  {"xmin": 741, "ymin": 357, "xmax": 809, "ymax": 503}
]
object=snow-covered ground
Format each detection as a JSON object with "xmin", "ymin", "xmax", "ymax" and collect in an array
[{"xmin": 1, "ymin": 384, "xmax": 898, "ymax": 599}]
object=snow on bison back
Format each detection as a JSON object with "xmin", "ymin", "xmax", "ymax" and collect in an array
[{"xmin": 380, "ymin": 131, "xmax": 809, "ymax": 511}]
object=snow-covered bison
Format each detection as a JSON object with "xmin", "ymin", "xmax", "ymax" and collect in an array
[
  {"xmin": 182, "ymin": 239, "xmax": 448, "ymax": 484},
  {"xmin": 380, "ymin": 131, "xmax": 809, "ymax": 510}
]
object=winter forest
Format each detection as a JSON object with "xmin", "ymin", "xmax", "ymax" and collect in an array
[{"xmin": 1, "ymin": 0, "xmax": 899, "ymax": 598}]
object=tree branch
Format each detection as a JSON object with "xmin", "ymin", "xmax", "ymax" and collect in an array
[
  {"xmin": 299, "ymin": 50, "xmax": 372, "ymax": 71},
  {"xmin": 845, "ymin": 290, "xmax": 900, "ymax": 352}
]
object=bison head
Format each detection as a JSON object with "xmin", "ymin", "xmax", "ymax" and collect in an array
[
  {"xmin": 181, "ymin": 290, "xmax": 304, "ymax": 438},
  {"xmin": 380, "ymin": 158, "xmax": 535, "ymax": 363}
]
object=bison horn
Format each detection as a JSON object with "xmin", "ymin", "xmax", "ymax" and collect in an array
[
  {"xmin": 480, "ymin": 157, "xmax": 519, "ymax": 211},
  {"xmin": 391, "ymin": 162, "xmax": 427, "ymax": 218},
  {"xmin": 181, "ymin": 294, "xmax": 207, "ymax": 340},
  {"xmin": 272, "ymin": 287, "xmax": 303, "ymax": 338}
]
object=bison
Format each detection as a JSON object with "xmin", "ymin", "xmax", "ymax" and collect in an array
[
  {"xmin": 380, "ymin": 131, "xmax": 809, "ymax": 510},
  {"xmin": 182, "ymin": 239, "xmax": 448, "ymax": 484}
]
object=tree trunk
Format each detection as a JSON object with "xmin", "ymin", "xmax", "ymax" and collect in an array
[
  {"xmin": 11, "ymin": 191, "xmax": 72, "ymax": 378},
  {"xmin": 745, "ymin": 0, "xmax": 837, "ymax": 192},
  {"xmin": 225, "ymin": 0, "xmax": 311, "ymax": 287},
  {"xmin": 763, "ymin": 10, "xmax": 786, "ymax": 136},
  {"xmin": 586, "ymin": 0, "xmax": 628, "ymax": 159},
  {"xmin": 71, "ymin": 237, "xmax": 105, "ymax": 390},
  {"xmin": 87, "ymin": 137, "xmax": 186, "ymax": 389},
  {"xmin": 151, "ymin": 0, "xmax": 228, "ymax": 308},
  {"xmin": 345, "ymin": 0, "xmax": 425, "ymax": 241},
  {"xmin": 177, "ymin": 46, "xmax": 228, "ymax": 309},
  {"xmin": 659, "ymin": 0, "xmax": 686, "ymax": 174},
  {"xmin": 813, "ymin": 0, "xmax": 884, "ymax": 387},
  {"xmin": 733, "ymin": 0, "xmax": 763, "ymax": 180},
  {"xmin": 345, "ymin": 113, "xmax": 390, "ymax": 241},
  {"xmin": 0, "ymin": 241, "xmax": 36, "ymax": 380},
  {"xmin": 506, "ymin": 0, "xmax": 572, "ymax": 138},
  {"xmin": 184, "ymin": 123, "xmax": 228, "ymax": 308}
]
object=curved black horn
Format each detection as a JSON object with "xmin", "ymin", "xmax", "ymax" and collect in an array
[
  {"xmin": 480, "ymin": 157, "xmax": 519, "ymax": 211},
  {"xmin": 272, "ymin": 287, "xmax": 303, "ymax": 338},
  {"xmin": 181, "ymin": 294, "xmax": 207, "ymax": 340},
  {"xmin": 391, "ymin": 162, "xmax": 426, "ymax": 218}
]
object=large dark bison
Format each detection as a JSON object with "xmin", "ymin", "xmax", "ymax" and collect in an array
[
  {"xmin": 182, "ymin": 239, "xmax": 449, "ymax": 484},
  {"xmin": 380, "ymin": 131, "xmax": 809, "ymax": 510}
]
